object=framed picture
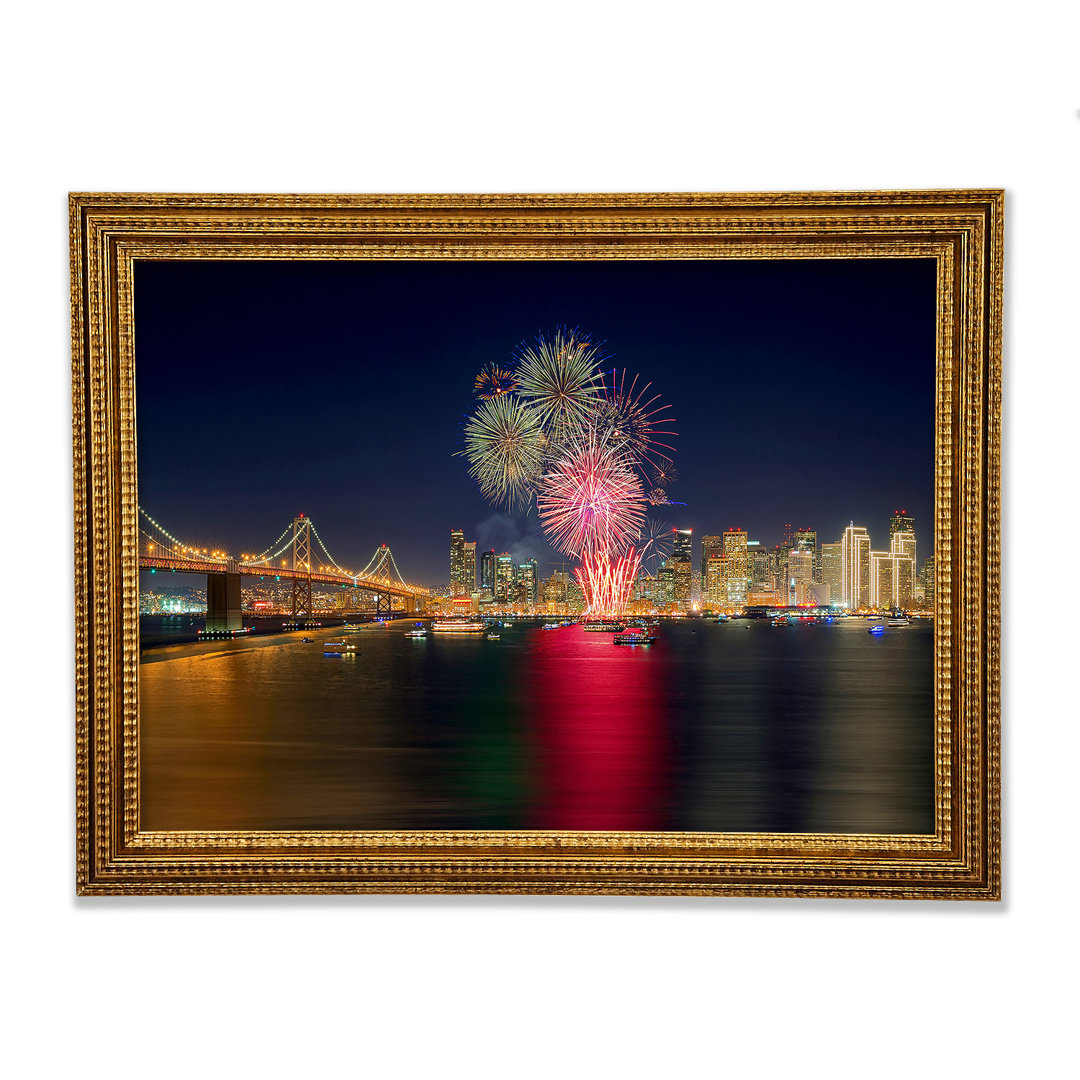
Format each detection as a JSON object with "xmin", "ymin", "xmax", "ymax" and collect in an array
[{"xmin": 72, "ymin": 190, "xmax": 1001, "ymax": 898}]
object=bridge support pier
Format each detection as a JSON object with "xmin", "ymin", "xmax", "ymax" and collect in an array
[{"xmin": 206, "ymin": 572, "xmax": 243, "ymax": 632}]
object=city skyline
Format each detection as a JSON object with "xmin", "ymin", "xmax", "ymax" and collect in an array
[{"xmin": 134, "ymin": 258, "xmax": 935, "ymax": 584}]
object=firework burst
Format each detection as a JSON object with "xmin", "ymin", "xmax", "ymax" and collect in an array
[
  {"xmin": 536, "ymin": 430, "xmax": 646, "ymax": 560},
  {"xmin": 473, "ymin": 362, "xmax": 518, "ymax": 399},
  {"xmin": 637, "ymin": 517, "xmax": 673, "ymax": 568},
  {"xmin": 514, "ymin": 327, "xmax": 605, "ymax": 440},
  {"xmin": 461, "ymin": 394, "xmax": 545, "ymax": 511},
  {"xmin": 595, "ymin": 368, "xmax": 676, "ymax": 469}
]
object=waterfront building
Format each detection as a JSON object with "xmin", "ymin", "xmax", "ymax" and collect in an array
[
  {"xmin": 480, "ymin": 549, "xmax": 495, "ymax": 594},
  {"xmin": 495, "ymin": 552, "xmax": 514, "ymax": 603},
  {"xmin": 672, "ymin": 528, "xmax": 693, "ymax": 607},
  {"xmin": 463, "ymin": 540, "xmax": 477, "ymax": 595},
  {"xmin": 793, "ymin": 528, "xmax": 819, "ymax": 581},
  {"xmin": 821, "ymin": 541, "xmax": 842, "ymax": 605},
  {"xmin": 449, "ymin": 529, "xmax": 467, "ymax": 597},
  {"xmin": 721, "ymin": 528, "xmax": 750, "ymax": 607},
  {"xmin": 870, "ymin": 529, "xmax": 917, "ymax": 609},
  {"xmin": 704, "ymin": 552, "xmax": 725, "ymax": 609},
  {"xmin": 658, "ymin": 562, "xmax": 675, "ymax": 603},
  {"xmin": 918, "ymin": 554, "xmax": 935, "ymax": 606},
  {"xmin": 516, "ymin": 559, "xmax": 539, "ymax": 608},
  {"xmin": 748, "ymin": 540, "xmax": 769, "ymax": 587},
  {"xmin": 786, "ymin": 547, "xmax": 815, "ymax": 605},
  {"xmin": 841, "ymin": 524, "xmax": 871, "ymax": 609},
  {"xmin": 700, "ymin": 535, "xmax": 723, "ymax": 594}
]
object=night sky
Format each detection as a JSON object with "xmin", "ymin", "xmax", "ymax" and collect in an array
[{"xmin": 134, "ymin": 258, "xmax": 936, "ymax": 585}]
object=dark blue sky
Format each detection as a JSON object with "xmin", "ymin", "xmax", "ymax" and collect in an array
[{"xmin": 134, "ymin": 258, "xmax": 936, "ymax": 584}]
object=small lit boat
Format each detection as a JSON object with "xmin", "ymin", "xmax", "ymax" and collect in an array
[
  {"xmin": 542, "ymin": 623, "xmax": 559, "ymax": 630},
  {"xmin": 887, "ymin": 617, "xmax": 910, "ymax": 627},
  {"xmin": 486, "ymin": 632, "xmax": 500, "ymax": 640},
  {"xmin": 323, "ymin": 640, "xmax": 359, "ymax": 656},
  {"xmin": 868, "ymin": 624, "xmax": 885, "ymax": 636},
  {"xmin": 404, "ymin": 629, "xmax": 427, "ymax": 638},
  {"xmin": 772, "ymin": 615, "xmax": 790, "ymax": 626},
  {"xmin": 301, "ymin": 637, "xmax": 313, "ymax": 643},
  {"xmin": 614, "ymin": 628, "xmax": 656, "ymax": 646},
  {"xmin": 583, "ymin": 621, "xmax": 626, "ymax": 632}
]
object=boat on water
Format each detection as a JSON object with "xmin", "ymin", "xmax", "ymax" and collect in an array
[
  {"xmin": 486, "ymin": 632, "xmax": 500, "ymax": 640},
  {"xmin": 772, "ymin": 615, "xmax": 790, "ymax": 626},
  {"xmin": 404, "ymin": 629, "xmax": 427, "ymax": 639},
  {"xmin": 323, "ymin": 640, "xmax": 359, "ymax": 656},
  {"xmin": 301, "ymin": 637, "xmax": 313, "ymax": 643},
  {"xmin": 431, "ymin": 619, "xmax": 486, "ymax": 634},
  {"xmin": 583, "ymin": 620, "xmax": 626, "ymax": 632},
  {"xmin": 868, "ymin": 624, "xmax": 885, "ymax": 636},
  {"xmin": 613, "ymin": 627, "xmax": 656, "ymax": 646},
  {"xmin": 542, "ymin": 623, "xmax": 559, "ymax": 630},
  {"xmin": 887, "ymin": 617, "xmax": 910, "ymax": 627}
]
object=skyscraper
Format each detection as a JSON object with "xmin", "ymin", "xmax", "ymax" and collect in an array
[
  {"xmin": 495, "ymin": 553, "xmax": 514, "ymax": 603},
  {"xmin": 516, "ymin": 559, "xmax": 539, "ymax": 607},
  {"xmin": 463, "ymin": 541, "xmax": 476, "ymax": 595},
  {"xmin": 821, "ymin": 541, "xmax": 842, "ymax": 606},
  {"xmin": 786, "ymin": 547, "xmax": 815, "ymax": 605},
  {"xmin": 870, "ymin": 528, "xmax": 916, "ymax": 609},
  {"xmin": 672, "ymin": 528, "xmax": 693, "ymax": 607},
  {"xmin": 890, "ymin": 510, "xmax": 915, "ymax": 540},
  {"xmin": 480, "ymin": 549, "xmax": 495, "ymax": 594},
  {"xmin": 793, "ymin": 528, "xmax": 819, "ymax": 581},
  {"xmin": 721, "ymin": 528, "xmax": 749, "ymax": 607},
  {"xmin": 700, "ymin": 535, "xmax": 723, "ymax": 598},
  {"xmin": 449, "ymin": 529, "xmax": 466, "ymax": 597},
  {"xmin": 841, "ymin": 524, "xmax": 871, "ymax": 609},
  {"xmin": 705, "ymin": 552, "xmax": 725, "ymax": 608}
]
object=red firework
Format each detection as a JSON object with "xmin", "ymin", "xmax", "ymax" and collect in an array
[
  {"xmin": 575, "ymin": 549, "xmax": 643, "ymax": 617},
  {"xmin": 536, "ymin": 431, "xmax": 645, "ymax": 560}
]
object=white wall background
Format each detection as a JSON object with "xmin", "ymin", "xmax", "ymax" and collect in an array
[{"xmin": 3, "ymin": 3, "xmax": 1076, "ymax": 1076}]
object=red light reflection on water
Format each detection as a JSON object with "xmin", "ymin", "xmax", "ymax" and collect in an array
[{"xmin": 524, "ymin": 626, "xmax": 669, "ymax": 830}]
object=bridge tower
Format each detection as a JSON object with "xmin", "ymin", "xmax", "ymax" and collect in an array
[{"xmin": 291, "ymin": 514, "xmax": 313, "ymax": 618}]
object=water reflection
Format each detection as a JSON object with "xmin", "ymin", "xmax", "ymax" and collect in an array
[
  {"xmin": 139, "ymin": 619, "xmax": 933, "ymax": 833},
  {"xmin": 524, "ymin": 628, "xmax": 668, "ymax": 830}
]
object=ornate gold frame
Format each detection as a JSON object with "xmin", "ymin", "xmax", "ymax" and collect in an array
[{"xmin": 72, "ymin": 191, "xmax": 1002, "ymax": 898}]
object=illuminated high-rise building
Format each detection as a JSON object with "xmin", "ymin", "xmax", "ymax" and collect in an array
[
  {"xmin": 449, "ymin": 529, "xmax": 467, "ymax": 597},
  {"xmin": 918, "ymin": 554, "xmax": 935, "ymax": 606},
  {"xmin": 870, "ymin": 529, "xmax": 916, "ymax": 609},
  {"xmin": 721, "ymin": 528, "xmax": 749, "ymax": 607},
  {"xmin": 672, "ymin": 528, "xmax": 693, "ymax": 606},
  {"xmin": 480, "ymin": 549, "xmax": 495, "ymax": 593},
  {"xmin": 516, "ymin": 559, "xmax": 539, "ymax": 607},
  {"xmin": 705, "ymin": 553, "xmax": 725, "ymax": 608},
  {"xmin": 658, "ymin": 562, "xmax": 675, "ymax": 604},
  {"xmin": 463, "ymin": 541, "xmax": 477, "ymax": 595},
  {"xmin": 700, "ymin": 535, "xmax": 723, "ymax": 596},
  {"xmin": 821, "ymin": 541, "xmax": 842, "ymax": 606},
  {"xmin": 890, "ymin": 510, "xmax": 915, "ymax": 541},
  {"xmin": 495, "ymin": 552, "xmax": 514, "ymax": 603},
  {"xmin": 748, "ymin": 540, "xmax": 769, "ymax": 587},
  {"xmin": 786, "ymin": 547, "xmax": 815, "ymax": 605},
  {"xmin": 793, "ymin": 528, "xmax": 819, "ymax": 581},
  {"xmin": 841, "ymin": 524, "xmax": 871, "ymax": 609}
]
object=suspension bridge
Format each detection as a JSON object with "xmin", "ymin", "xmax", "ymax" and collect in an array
[{"xmin": 139, "ymin": 509, "xmax": 430, "ymax": 631}]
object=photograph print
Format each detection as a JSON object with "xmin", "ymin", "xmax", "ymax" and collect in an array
[{"xmin": 134, "ymin": 254, "xmax": 936, "ymax": 837}]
